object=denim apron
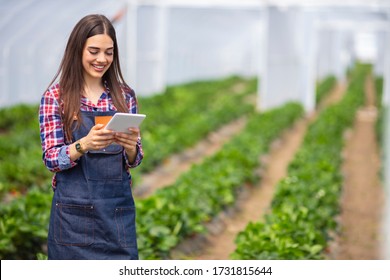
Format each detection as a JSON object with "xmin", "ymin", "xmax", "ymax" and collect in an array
[{"xmin": 47, "ymin": 111, "xmax": 138, "ymax": 259}]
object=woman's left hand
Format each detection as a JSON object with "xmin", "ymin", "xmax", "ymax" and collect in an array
[{"xmin": 114, "ymin": 127, "xmax": 140, "ymax": 163}]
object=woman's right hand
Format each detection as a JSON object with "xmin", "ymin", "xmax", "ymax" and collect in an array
[{"xmin": 81, "ymin": 124, "xmax": 116, "ymax": 151}]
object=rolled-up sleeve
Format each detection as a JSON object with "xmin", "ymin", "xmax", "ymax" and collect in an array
[
  {"xmin": 123, "ymin": 87, "xmax": 144, "ymax": 169},
  {"xmin": 123, "ymin": 137, "xmax": 144, "ymax": 168},
  {"xmin": 39, "ymin": 89, "xmax": 77, "ymax": 172}
]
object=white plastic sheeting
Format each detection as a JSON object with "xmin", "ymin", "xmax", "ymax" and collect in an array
[
  {"xmin": 127, "ymin": 1, "xmax": 390, "ymax": 111},
  {"xmin": 0, "ymin": 0, "xmax": 127, "ymax": 107},
  {"xmin": 0, "ymin": 0, "xmax": 265, "ymax": 105},
  {"xmin": 1, "ymin": 0, "xmax": 390, "ymax": 259},
  {"xmin": 260, "ymin": 6, "xmax": 318, "ymax": 111},
  {"xmin": 131, "ymin": 6, "xmax": 263, "ymax": 96},
  {"xmin": 1, "ymin": 0, "xmax": 389, "ymax": 109},
  {"xmin": 261, "ymin": 4, "xmax": 390, "ymax": 111}
]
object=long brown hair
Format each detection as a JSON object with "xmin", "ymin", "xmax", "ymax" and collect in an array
[{"xmin": 47, "ymin": 14, "xmax": 129, "ymax": 142}]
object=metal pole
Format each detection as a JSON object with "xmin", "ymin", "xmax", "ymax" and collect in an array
[{"xmin": 126, "ymin": 0, "xmax": 139, "ymax": 88}]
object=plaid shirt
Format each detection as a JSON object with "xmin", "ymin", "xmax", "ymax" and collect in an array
[{"xmin": 39, "ymin": 83, "xmax": 143, "ymax": 189}]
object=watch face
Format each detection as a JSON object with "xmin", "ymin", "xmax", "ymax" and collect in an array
[{"xmin": 76, "ymin": 142, "xmax": 82, "ymax": 152}]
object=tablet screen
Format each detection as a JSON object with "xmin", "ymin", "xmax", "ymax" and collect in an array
[{"xmin": 105, "ymin": 113, "xmax": 146, "ymax": 133}]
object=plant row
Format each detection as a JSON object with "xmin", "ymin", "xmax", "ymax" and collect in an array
[
  {"xmin": 0, "ymin": 104, "xmax": 49, "ymax": 198},
  {"xmin": 375, "ymin": 77, "xmax": 384, "ymax": 150},
  {"xmin": 231, "ymin": 63, "xmax": 370, "ymax": 260},
  {"xmin": 315, "ymin": 75, "xmax": 336, "ymax": 106},
  {"xmin": 0, "ymin": 188, "xmax": 52, "ymax": 259}
]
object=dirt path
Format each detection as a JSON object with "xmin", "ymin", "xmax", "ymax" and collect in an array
[
  {"xmin": 330, "ymin": 75, "xmax": 385, "ymax": 259},
  {"xmin": 172, "ymin": 83, "xmax": 347, "ymax": 260}
]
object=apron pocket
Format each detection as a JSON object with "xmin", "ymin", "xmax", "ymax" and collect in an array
[
  {"xmin": 115, "ymin": 207, "xmax": 137, "ymax": 248},
  {"xmin": 54, "ymin": 203, "xmax": 94, "ymax": 246},
  {"xmin": 86, "ymin": 151, "xmax": 123, "ymax": 180}
]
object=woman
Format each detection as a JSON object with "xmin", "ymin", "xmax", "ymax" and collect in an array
[{"xmin": 39, "ymin": 14, "xmax": 143, "ymax": 259}]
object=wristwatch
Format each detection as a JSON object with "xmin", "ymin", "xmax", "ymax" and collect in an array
[{"xmin": 75, "ymin": 141, "xmax": 85, "ymax": 154}]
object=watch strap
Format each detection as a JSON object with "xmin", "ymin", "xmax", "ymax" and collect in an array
[{"xmin": 75, "ymin": 141, "xmax": 85, "ymax": 154}]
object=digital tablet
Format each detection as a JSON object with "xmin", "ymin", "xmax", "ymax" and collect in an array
[{"xmin": 105, "ymin": 113, "xmax": 146, "ymax": 133}]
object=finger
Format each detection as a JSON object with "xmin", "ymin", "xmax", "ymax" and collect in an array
[
  {"xmin": 115, "ymin": 131, "xmax": 134, "ymax": 138},
  {"xmin": 95, "ymin": 128, "xmax": 115, "ymax": 136},
  {"xmin": 115, "ymin": 133, "xmax": 137, "ymax": 142},
  {"xmin": 92, "ymin": 124, "xmax": 105, "ymax": 130},
  {"xmin": 116, "ymin": 136, "xmax": 137, "ymax": 142},
  {"xmin": 100, "ymin": 128, "xmax": 117, "ymax": 134},
  {"xmin": 115, "ymin": 137, "xmax": 137, "ymax": 148},
  {"xmin": 92, "ymin": 139, "xmax": 115, "ymax": 149},
  {"xmin": 127, "ymin": 127, "xmax": 140, "ymax": 136},
  {"xmin": 97, "ymin": 133, "xmax": 116, "ymax": 140},
  {"xmin": 115, "ymin": 138, "xmax": 137, "ymax": 148},
  {"xmin": 123, "ymin": 143, "xmax": 137, "ymax": 152},
  {"xmin": 92, "ymin": 137, "xmax": 114, "ymax": 145}
]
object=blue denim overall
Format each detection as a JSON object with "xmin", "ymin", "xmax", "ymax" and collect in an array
[{"xmin": 47, "ymin": 111, "xmax": 138, "ymax": 259}]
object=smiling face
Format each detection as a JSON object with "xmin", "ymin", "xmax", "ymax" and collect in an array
[{"xmin": 82, "ymin": 33, "xmax": 114, "ymax": 82}]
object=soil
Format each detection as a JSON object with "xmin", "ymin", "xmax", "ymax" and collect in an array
[{"xmin": 135, "ymin": 76, "xmax": 385, "ymax": 260}]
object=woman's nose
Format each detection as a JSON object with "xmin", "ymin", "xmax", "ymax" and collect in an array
[{"xmin": 96, "ymin": 52, "xmax": 107, "ymax": 63}]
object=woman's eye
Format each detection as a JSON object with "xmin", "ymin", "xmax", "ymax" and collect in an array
[
  {"xmin": 106, "ymin": 52, "xmax": 113, "ymax": 56},
  {"xmin": 89, "ymin": 51, "xmax": 98, "ymax": 55}
]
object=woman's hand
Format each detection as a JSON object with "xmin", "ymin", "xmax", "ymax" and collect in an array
[
  {"xmin": 82, "ymin": 124, "xmax": 116, "ymax": 151},
  {"xmin": 114, "ymin": 127, "xmax": 140, "ymax": 163}
]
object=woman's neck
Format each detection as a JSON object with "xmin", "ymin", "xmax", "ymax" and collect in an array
[{"xmin": 83, "ymin": 79, "xmax": 104, "ymax": 105}]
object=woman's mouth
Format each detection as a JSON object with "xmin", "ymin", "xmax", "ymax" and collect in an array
[{"xmin": 92, "ymin": 64, "xmax": 105, "ymax": 72}]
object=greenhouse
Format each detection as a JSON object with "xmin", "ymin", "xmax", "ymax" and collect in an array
[{"xmin": 1, "ymin": 0, "xmax": 390, "ymax": 264}]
